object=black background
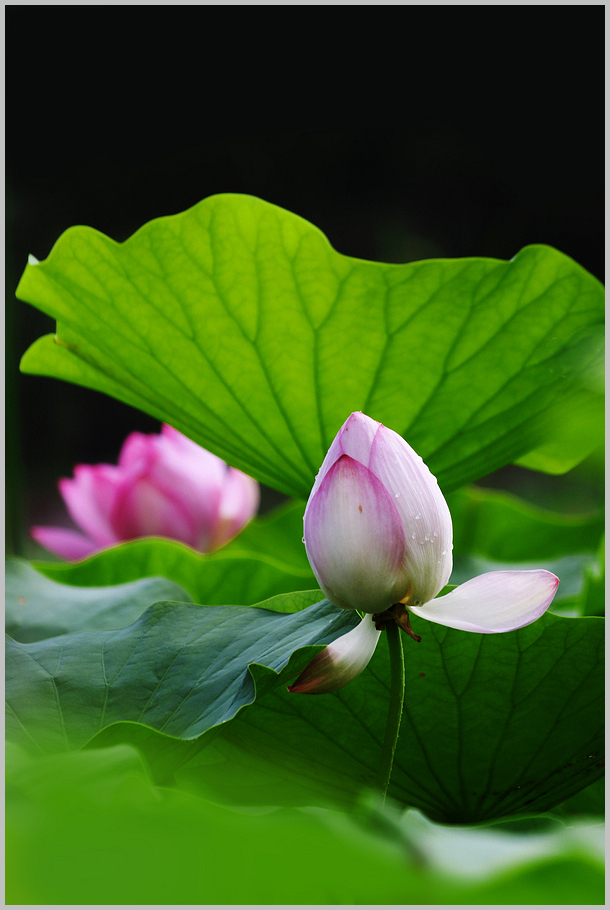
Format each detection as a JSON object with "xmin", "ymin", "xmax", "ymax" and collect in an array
[{"xmin": 6, "ymin": 7, "xmax": 604, "ymax": 553}]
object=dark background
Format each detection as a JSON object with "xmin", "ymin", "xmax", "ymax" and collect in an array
[{"xmin": 6, "ymin": 8, "xmax": 604, "ymax": 555}]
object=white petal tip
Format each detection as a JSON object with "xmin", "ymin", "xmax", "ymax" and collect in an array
[{"xmin": 288, "ymin": 615, "xmax": 381, "ymax": 694}]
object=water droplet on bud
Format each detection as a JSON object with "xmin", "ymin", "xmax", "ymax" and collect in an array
[{"xmin": 415, "ymin": 513, "xmax": 421, "ymax": 520}]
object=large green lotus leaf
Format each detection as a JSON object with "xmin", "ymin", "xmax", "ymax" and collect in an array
[
  {"xmin": 18, "ymin": 195, "xmax": 604, "ymax": 498},
  {"xmin": 515, "ymin": 335, "xmax": 604, "ymax": 474},
  {"xmin": 448, "ymin": 487, "xmax": 604, "ymax": 562},
  {"xmin": 6, "ymin": 579, "xmax": 603, "ymax": 822},
  {"xmin": 7, "ymin": 744, "xmax": 604, "ymax": 905},
  {"xmin": 5, "ymin": 558, "xmax": 192, "ymax": 642},
  {"xmin": 33, "ymin": 535, "xmax": 316, "ymax": 609},
  {"xmin": 5, "ymin": 597, "xmax": 356, "ymax": 755},
  {"xmin": 173, "ymin": 612, "xmax": 604, "ymax": 823}
]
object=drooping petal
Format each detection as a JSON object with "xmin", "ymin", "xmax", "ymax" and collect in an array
[
  {"xmin": 409, "ymin": 570, "xmax": 559, "ymax": 633},
  {"xmin": 208, "ymin": 468, "xmax": 260, "ymax": 551},
  {"xmin": 287, "ymin": 614, "xmax": 381, "ymax": 694},
  {"xmin": 59, "ymin": 465, "xmax": 123, "ymax": 546},
  {"xmin": 368, "ymin": 424, "xmax": 453, "ymax": 604},
  {"xmin": 309, "ymin": 412, "xmax": 381, "ymax": 500},
  {"xmin": 304, "ymin": 454, "xmax": 408, "ymax": 613},
  {"xmin": 30, "ymin": 526, "xmax": 99, "ymax": 561}
]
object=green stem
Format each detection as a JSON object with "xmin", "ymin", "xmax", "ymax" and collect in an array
[{"xmin": 375, "ymin": 620, "xmax": 405, "ymax": 800}]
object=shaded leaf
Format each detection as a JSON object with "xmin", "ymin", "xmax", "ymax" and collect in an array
[
  {"xmin": 6, "ymin": 580, "xmax": 603, "ymax": 822},
  {"xmin": 5, "ymin": 558, "xmax": 192, "ymax": 642},
  {"xmin": 5, "ymin": 596, "xmax": 356, "ymax": 753},
  {"xmin": 448, "ymin": 486, "xmax": 604, "ymax": 563},
  {"xmin": 173, "ymin": 613, "xmax": 603, "ymax": 823}
]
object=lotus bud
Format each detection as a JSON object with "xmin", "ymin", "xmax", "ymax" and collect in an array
[
  {"xmin": 290, "ymin": 412, "xmax": 559, "ymax": 695},
  {"xmin": 303, "ymin": 411, "xmax": 453, "ymax": 613}
]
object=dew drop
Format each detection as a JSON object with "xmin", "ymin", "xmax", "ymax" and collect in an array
[
  {"xmin": 394, "ymin": 492, "xmax": 400, "ymax": 498},
  {"xmin": 433, "ymin": 529, "xmax": 439, "ymax": 538},
  {"xmin": 302, "ymin": 537, "xmax": 305, "ymax": 543},
  {"xmin": 414, "ymin": 513, "xmax": 421, "ymax": 520},
  {"xmin": 411, "ymin": 532, "xmax": 417, "ymax": 539}
]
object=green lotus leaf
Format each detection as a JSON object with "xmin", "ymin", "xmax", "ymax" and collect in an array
[{"xmin": 18, "ymin": 195, "xmax": 604, "ymax": 498}]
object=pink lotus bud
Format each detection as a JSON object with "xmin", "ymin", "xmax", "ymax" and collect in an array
[
  {"xmin": 291, "ymin": 412, "xmax": 559, "ymax": 694},
  {"xmin": 31, "ymin": 425, "xmax": 259, "ymax": 560},
  {"xmin": 304, "ymin": 411, "xmax": 453, "ymax": 613}
]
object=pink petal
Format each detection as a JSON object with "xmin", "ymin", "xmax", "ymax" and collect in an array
[
  {"xmin": 110, "ymin": 473, "xmax": 198, "ymax": 546},
  {"xmin": 310, "ymin": 412, "xmax": 381, "ymax": 500},
  {"xmin": 288, "ymin": 614, "xmax": 381, "ymax": 694},
  {"xmin": 304, "ymin": 454, "xmax": 408, "ymax": 613},
  {"xmin": 148, "ymin": 436, "xmax": 225, "ymax": 529},
  {"xmin": 117, "ymin": 431, "xmax": 156, "ymax": 468},
  {"xmin": 59, "ymin": 465, "xmax": 123, "ymax": 546},
  {"xmin": 207, "ymin": 469, "xmax": 260, "ymax": 550},
  {"xmin": 409, "ymin": 570, "xmax": 560, "ymax": 633},
  {"xmin": 30, "ymin": 526, "xmax": 99, "ymax": 561},
  {"xmin": 114, "ymin": 429, "xmax": 223, "ymax": 548},
  {"xmin": 368, "ymin": 424, "xmax": 453, "ymax": 605}
]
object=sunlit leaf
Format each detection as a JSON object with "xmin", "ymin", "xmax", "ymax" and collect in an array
[{"xmin": 18, "ymin": 195, "xmax": 604, "ymax": 497}]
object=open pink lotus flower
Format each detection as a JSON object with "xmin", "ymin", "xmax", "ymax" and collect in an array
[
  {"xmin": 31, "ymin": 425, "xmax": 259, "ymax": 560},
  {"xmin": 289, "ymin": 412, "xmax": 559, "ymax": 695}
]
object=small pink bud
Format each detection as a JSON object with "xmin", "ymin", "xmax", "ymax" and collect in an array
[{"xmin": 303, "ymin": 412, "xmax": 453, "ymax": 613}]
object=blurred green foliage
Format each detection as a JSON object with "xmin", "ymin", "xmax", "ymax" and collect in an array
[{"xmin": 6, "ymin": 744, "xmax": 603, "ymax": 905}]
